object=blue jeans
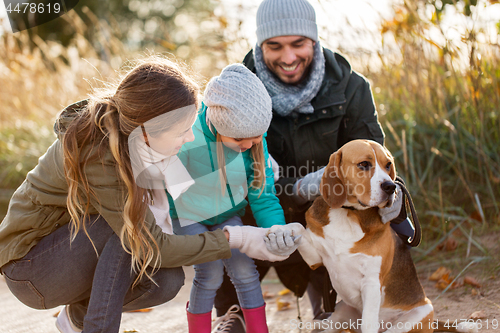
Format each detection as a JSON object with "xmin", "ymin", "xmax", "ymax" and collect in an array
[
  {"xmin": 0, "ymin": 215, "xmax": 185, "ymax": 333},
  {"xmin": 173, "ymin": 216, "xmax": 264, "ymax": 314}
]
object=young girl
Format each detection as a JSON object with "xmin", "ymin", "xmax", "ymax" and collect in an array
[
  {"xmin": 0, "ymin": 57, "xmax": 295, "ymax": 333},
  {"xmin": 171, "ymin": 64, "xmax": 294, "ymax": 333}
]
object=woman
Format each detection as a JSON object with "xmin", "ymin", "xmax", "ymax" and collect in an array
[{"xmin": 0, "ymin": 56, "xmax": 297, "ymax": 333}]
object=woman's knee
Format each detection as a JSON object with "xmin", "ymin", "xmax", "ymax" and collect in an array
[
  {"xmin": 152, "ymin": 267, "xmax": 185, "ymax": 302},
  {"xmin": 168, "ymin": 267, "xmax": 185, "ymax": 294}
]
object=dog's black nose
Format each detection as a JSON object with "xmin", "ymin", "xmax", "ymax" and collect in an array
[{"xmin": 381, "ymin": 181, "xmax": 396, "ymax": 195}]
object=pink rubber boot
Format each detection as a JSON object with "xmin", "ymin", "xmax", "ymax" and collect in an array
[
  {"xmin": 186, "ymin": 303, "xmax": 211, "ymax": 333},
  {"xmin": 242, "ymin": 304, "xmax": 269, "ymax": 333}
]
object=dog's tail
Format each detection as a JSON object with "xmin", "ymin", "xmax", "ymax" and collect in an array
[{"xmin": 434, "ymin": 320, "xmax": 479, "ymax": 333}]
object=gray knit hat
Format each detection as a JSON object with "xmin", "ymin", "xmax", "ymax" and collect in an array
[
  {"xmin": 256, "ymin": 0, "xmax": 318, "ymax": 46},
  {"xmin": 204, "ymin": 63, "xmax": 272, "ymax": 138}
]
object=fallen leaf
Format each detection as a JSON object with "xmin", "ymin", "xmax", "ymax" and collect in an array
[
  {"xmin": 471, "ymin": 288, "xmax": 478, "ymax": 296},
  {"xmin": 435, "ymin": 279, "xmax": 462, "ymax": 290},
  {"xmin": 445, "ymin": 237, "xmax": 458, "ymax": 251},
  {"xmin": 435, "ymin": 280, "xmax": 447, "ymax": 290},
  {"xmin": 464, "ymin": 276, "xmax": 481, "ymax": 288},
  {"xmin": 262, "ymin": 291, "xmax": 276, "ymax": 299},
  {"xmin": 276, "ymin": 297, "xmax": 291, "ymax": 311},
  {"xmin": 469, "ymin": 310, "xmax": 486, "ymax": 320},
  {"xmin": 437, "ymin": 237, "xmax": 458, "ymax": 252},
  {"xmin": 278, "ymin": 288, "xmax": 291, "ymax": 296},
  {"xmin": 429, "ymin": 267, "xmax": 452, "ymax": 281},
  {"xmin": 435, "ymin": 271, "xmax": 462, "ymax": 290},
  {"xmin": 470, "ymin": 211, "xmax": 483, "ymax": 222},
  {"xmin": 127, "ymin": 308, "xmax": 153, "ymax": 313}
]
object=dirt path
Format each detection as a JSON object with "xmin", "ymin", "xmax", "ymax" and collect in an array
[
  {"xmin": 422, "ymin": 276, "xmax": 500, "ymax": 333},
  {"xmin": 413, "ymin": 230, "xmax": 500, "ymax": 333}
]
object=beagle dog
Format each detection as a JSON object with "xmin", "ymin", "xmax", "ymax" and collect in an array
[{"xmin": 272, "ymin": 140, "xmax": 478, "ymax": 333}]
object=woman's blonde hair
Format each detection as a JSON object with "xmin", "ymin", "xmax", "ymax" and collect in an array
[
  {"xmin": 60, "ymin": 55, "xmax": 199, "ymax": 284},
  {"xmin": 216, "ymin": 133, "xmax": 266, "ymax": 197}
]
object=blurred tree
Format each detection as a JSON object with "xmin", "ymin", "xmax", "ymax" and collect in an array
[
  {"xmin": 7, "ymin": 0, "xmax": 230, "ymax": 78},
  {"xmin": 27, "ymin": 0, "xmax": 216, "ymax": 46},
  {"xmin": 5, "ymin": 0, "xmax": 80, "ymax": 33}
]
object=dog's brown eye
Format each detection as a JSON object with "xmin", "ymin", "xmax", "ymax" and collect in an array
[
  {"xmin": 357, "ymin": 161, "xmax": 371, "ymax": 171},
  {"xmin": 386, "ymin": 162, "xmax": 392, "ymax": 171}
]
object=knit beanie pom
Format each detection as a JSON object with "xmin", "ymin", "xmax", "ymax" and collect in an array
[{"xmin": 204, "ymin": 64, "xmax": 272, "ymax": 138}]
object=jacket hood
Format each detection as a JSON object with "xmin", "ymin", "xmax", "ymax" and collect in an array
[{"xmin": 53, "ymin": 99, "xmax": 88, "ymax": 139}]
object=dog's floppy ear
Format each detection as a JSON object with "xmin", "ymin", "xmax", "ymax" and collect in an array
[
  {"xmin": 320, "ymin": 150, "xmax": 346, "ymax": 208},
  {"xmin": 389, "ymin": 159, "xmax": 396, "ymax": 180}
]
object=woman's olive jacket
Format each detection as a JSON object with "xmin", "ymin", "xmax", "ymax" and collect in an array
[{"xmin": 0, "ymin": 101, "xmax": 231, "ymax": 270}]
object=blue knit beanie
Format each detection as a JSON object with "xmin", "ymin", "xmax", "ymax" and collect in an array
[{"xmin": 256, "ymin": 0, "xmax": 318, "ymax": 46}]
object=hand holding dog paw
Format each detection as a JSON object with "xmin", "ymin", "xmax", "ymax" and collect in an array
[
  {"xmin": 379, "ymin": 184, "xmax": 403, "ymax": 223},
  {"xmin": 264, "ymin": 223, "xmax": 305, "ymax": 256},
  {"xmin": 265, "ymin": 229, "xmax": 301, "ymax": 256},
  {"xmin": 223, "ymin": 225, "xmax": 289, "ymax": 262}
]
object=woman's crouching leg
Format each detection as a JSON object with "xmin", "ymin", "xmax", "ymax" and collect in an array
[{"xmin": 122, "ymin": 266, "xmax": 185, "ymax": 311}]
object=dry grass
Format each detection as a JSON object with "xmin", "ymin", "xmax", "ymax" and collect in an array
[
  {"xmin": 0, "ymin": 10, "xmax": 126, "ymax": 188},
  {"xmin": 365, "ymin": 2, "xmax": 500, "ymax": 241},
  {"xmin": 0, "ymin": 2, "xmax": 499, "ymax": 244}
]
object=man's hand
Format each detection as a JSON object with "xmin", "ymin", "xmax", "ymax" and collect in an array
[
  {"xmin": 293, "ymin": 167, "xmax": 326, "ymax": 202},
  {"xmin": 379, "ymin": 184, "xmax": 403, "ymax": 224}
]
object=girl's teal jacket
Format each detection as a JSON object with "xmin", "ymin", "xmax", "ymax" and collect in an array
[{"xmin": 169, "ymin": 104, "xmax": 286, "ymax": 228}]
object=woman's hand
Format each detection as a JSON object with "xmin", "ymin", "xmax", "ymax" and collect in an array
[{"xmin": 223, "ymin": 225, "xmax": 301, "ymax": 262}]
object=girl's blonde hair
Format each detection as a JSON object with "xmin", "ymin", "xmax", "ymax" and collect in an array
[
  {"xmin": 216, "ymin": 133, "xmax": 266, "ymax": 197},
  {"xmin": 60, "ymin": 56, "xmax": 199, "ymax": 284}
]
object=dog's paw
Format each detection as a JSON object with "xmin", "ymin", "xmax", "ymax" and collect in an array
[
  {"xmin": 267, "ymin": 222, "xmax": 305, "ymax": 237},
  {"xmin": 267, "ymin": 225, "xmax": 283, "ymax": 235},
  {"xmin": 287, "ymin": 222, "xmax": 306, "ymax": 236}
]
